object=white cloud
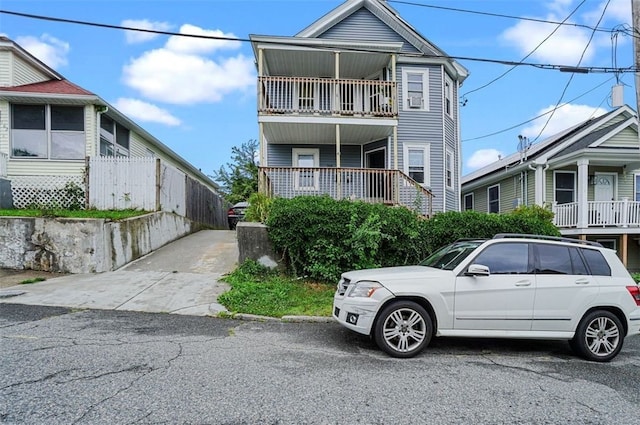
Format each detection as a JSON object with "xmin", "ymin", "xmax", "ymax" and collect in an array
[
  {"xmin": 501, "ymin": 20, "xmax": 594, "ymax": 64},
  {"xmin": 16, "ymin": 34, "xmax": 69, "ymax": 69},
  {"xmin": 467, "ymin": 149, "xmax": 504, "ymax": 170},
  {"xmin": 520, "ymin": 103, "xmax": 607, "ymax": 139},
  {"xmin": 122, "ymin": 19, "xmax": 172, "ymax": 44},
  {"xmin": 165, "ymin": 24, "xmax": 241, "ymax": 54},
  {"xmin": 582, "ymin": 0, "xmax": 630, "ymax": 25},
  {"xmin": 113, "ymin": 98, "xmax": 182, "ymax": 126},
  {"xmin": 122, "ymin": 24, "xmax": 254, "ymax": 104}
]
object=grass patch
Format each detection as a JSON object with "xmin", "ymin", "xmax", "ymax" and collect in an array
[
  {"xmin": 0, "ymin": 209, "xmax": 147, "ymax": 220},
  {"xmin": 219, "ymin": 261, "xmax": 335, "ymax": 318},
  {"xmin": 20, "ymin": 277, "xmax": 46, "ymax": 284}
]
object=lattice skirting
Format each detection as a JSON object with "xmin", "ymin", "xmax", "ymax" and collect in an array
[{"xmin": 10, "ymin": 175, "xmax": 86, "ymax": 209}]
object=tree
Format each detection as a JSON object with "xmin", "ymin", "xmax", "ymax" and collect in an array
[{"xmin": 213, "ymin": 139, "xmax": 259, "ymax": 204}]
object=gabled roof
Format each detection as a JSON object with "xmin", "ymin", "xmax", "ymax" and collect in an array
[
  {"xmin": 0, "ymin": 79, "xmax": 94, "ymax": 95},
  {"xmin": 462, "ymin": 105, "xmax": 639, "ymax": 188},
  {"xmin": 0, "ymin": 36, "xmax": 63, "ymax": 81}
]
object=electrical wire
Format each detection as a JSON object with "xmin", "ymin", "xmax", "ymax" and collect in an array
[
  {"xmin": 0, "ymin": 9, "xmax": 636, "ymax": 74},
  {"xmin": 461, "ymin": 77, "xmax": 615, "ymax": 143},
  {"xmin": 462, "ymin": 0, "xmax": 586, "ymax": 100},
  {"xmin": 530, "ymin": 0, "xmax": 611, "ymax": 144}
]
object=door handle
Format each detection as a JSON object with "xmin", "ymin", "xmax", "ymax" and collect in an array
[
  {"xmin": 575, "ymin": 279, "xmax": 590, "ymax": 285},
  {"xmin": 515, "ymin": 281, "xmax": 532, "ymax": 287}
]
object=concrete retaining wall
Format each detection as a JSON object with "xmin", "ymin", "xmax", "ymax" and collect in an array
[
  {"xmin": 0, "ymin": 212, "xmax": 198, "ymax": 273},
  {"xmin": 236, "ymin": 222, "xmax": 281, "ymax": 269}
]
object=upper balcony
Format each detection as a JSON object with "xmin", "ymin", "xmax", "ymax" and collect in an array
[{"xmin": 258, "ymin": 76, "xmax": 397, "ymax": 118}]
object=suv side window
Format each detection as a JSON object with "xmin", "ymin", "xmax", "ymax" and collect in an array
[
  {"xmin": 472, "ymin": 243, "xmax": 530, "ymax": 274},
  {"xmin": 581, "ymin": 248, "xmax": 611, "ymax": 276},
  {"xmin": 535, "ymin": 244, "xmax": 589, "ymax": 275}
]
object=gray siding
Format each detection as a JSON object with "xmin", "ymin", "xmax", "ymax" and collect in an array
[
  {"xmin": 267, "ymin": 144, "xmax": 361, "ymax": 167},
  {"xmin": 318, "ymin": 8, "xmax": 420, "ymax": 54}
]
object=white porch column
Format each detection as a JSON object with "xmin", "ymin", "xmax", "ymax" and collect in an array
[
  {"xmin": 577, "ymin": 158, "xmax": 589, "ymax": 228},
  {"xmin": 534, "ymin": 164, "xmax": 546, "ymax": 205}
]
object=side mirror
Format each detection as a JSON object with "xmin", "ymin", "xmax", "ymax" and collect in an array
[{"xmin": 466, "ymin": 264, "xmax": 490, "ymax": 276}]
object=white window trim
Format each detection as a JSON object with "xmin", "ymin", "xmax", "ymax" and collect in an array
[
  {"xmin": 553, "ymin": 170, "xmax": 576, "ymax": 204},
  {"xmin": 635, "ymin": 173, "xmax": 640, "ymax": 202},
  {"xmin": 292, "ymin": 148, "xmax": 320, "ymax": 190},
  {"xmin": 444, "ymin": 74, "xmax": 453, "ymax": 118},
  {"xmin": 488, "ymin": 184, "xmax": 500, "ymax": 213},
  {"xmin": 464, "ymin": 193, "xmax": 474, "ymax": 211},
  {"xmin": 445, "ymin": 148, "xmax": 454, "ymax": 190},
  {"xmin": 403, "ymin": 143, "xmax": 430, "ymax": 187},
  {"xmin": 402, "ymin": 68, "xmax": 429, "ymax": 111}
]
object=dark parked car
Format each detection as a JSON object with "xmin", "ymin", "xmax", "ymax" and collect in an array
[{"xmin": 227, "ymin": 201, "xmax": 249, "ymax": 230}]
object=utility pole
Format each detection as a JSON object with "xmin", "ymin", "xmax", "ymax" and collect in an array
[{"xmin": 633, "ymin": 0, "xmax": 640, "ymax": 118}]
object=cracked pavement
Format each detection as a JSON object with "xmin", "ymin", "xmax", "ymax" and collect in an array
[{"xmin": 1, "ymin": 304, "xmax": 640, "ymax": 424}]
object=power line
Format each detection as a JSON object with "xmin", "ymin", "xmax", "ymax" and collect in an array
[
  {"xmin": 531, "ymin": 0, "xmax": 611, "ymax": 144},
  {"xmin": 462, "ymin": 0, "xmax": 586, "ymax": 99},
  {"xmin": 461, "ymin": 77, "xmax": 615, "ymax": 143},
  {"xmin": 0, "ymin": 9, "xmax": 636, "ymax": 74},
  {"xmin": 388, "ymin": 0, "xmax": 619, "ymax": 34}
]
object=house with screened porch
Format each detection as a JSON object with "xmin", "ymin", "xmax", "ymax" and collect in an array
[
  {"xmin": 0, "ymin": 36, "xmax": 223, "ymax": 226},
  {"xmin": 250, "ymin": 0, "xmax": 468, "ymax": 216},
  {"xmin": 461, "ymin": 105, "xmax": 640, "ymax": 271}
]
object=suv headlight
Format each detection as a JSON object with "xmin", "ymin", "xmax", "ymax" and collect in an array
[{"xmin": 348, "ymin": 281, "xmax": 383, "ymax": 298}]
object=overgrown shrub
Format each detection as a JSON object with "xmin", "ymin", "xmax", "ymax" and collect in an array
[
  {"xmin": 244, "ymin": 192, "xmax": 273, "ymax": 223},
  {"xmin": 266, "ymin": 197, "xmax": 560, "ymax": 282}
]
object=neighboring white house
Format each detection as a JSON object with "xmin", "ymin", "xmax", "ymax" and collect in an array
[
  {"xmin": 251, "ymin": 0, "xmax": 468, "ymax": 216},
  {"xmin": 461, "ymin": 105, "xmax": 640, "ymax": 271},
  {"xmin": 0, "ymin": 36, "xmax": 226, "ymax": 227}
]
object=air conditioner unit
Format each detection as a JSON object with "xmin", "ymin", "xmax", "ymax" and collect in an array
[{"xmin": 408, "ymin": 96, "xmax": 422, "ymax": 108}]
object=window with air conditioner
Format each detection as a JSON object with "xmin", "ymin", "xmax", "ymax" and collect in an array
[{"xmin": 402, "ymin": 69, "xmax": 428, "ymax": 111}]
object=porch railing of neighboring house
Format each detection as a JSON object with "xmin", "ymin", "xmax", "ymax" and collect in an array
[
  {"xmin": 259, "ymin": 166, "xmax": 433, "ymax": 217},
  {"xmin": 0, "ymin": 152, "xmax": 7, "ymax": 178},
  {"xmin": 258, "ymin": 76, "xmax": 397, "ymax": 117},
  {"xmin": 553, "ymin": 199, "xmax": 640, "ymax": 228}
]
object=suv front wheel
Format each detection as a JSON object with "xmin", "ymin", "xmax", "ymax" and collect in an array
[
  {"xmin": 572, "ymin": 310, "xmax": 624, "ymax": 362},
  {"xmin": 374, "ymin": 301, "xmax": 432, "ymax": 358}
]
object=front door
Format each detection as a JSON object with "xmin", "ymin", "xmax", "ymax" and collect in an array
[
  {"xmin": 594, "ymin": 173, "xmax": 616, "ymax": 224},
  {"xmin": 365, "ymin": 148, "xmax": 388, "ymax": 201}
]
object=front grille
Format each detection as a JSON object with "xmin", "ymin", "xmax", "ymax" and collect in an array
[{"xmin": 337, "ymin": 278, "xmax": 351, "ymax": 296}]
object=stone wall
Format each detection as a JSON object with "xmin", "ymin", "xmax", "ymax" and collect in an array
[{"xmin": 0, "ymin": 212, "xmax": 199, "ymax": 273}]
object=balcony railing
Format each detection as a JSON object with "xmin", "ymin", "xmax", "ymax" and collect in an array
[
  {"xmin": 258, "ymin": 76, "xmax": 397, "ymax": 117},
  {"xmin": 0, "ymin": 152, "xmax": 7, "ymax": 177},
  {"xmin": 259, "ymin": 167, "xmax": 432, "ymax": 217},
  {"xmin": 553, "ymin": 200, "xmax": 640, "ymax": 228}
]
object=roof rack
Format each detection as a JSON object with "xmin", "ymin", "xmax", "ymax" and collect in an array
[{"xmin": 492, "ymin": 233, "xmax": 603, "ymax": 247}]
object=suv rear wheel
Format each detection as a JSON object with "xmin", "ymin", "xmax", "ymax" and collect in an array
[
  {"xmin": 572, "ymin": 310, "xmax": 624, "ymax": 362},
  {"xmin": 374, "ymin": 301, "xmax": 432, "ymax": 358}
]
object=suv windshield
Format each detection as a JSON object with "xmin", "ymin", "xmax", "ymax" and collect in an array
[{"xmin": 420, "ymin": 240, "xmax": 483, "ymax": 270}]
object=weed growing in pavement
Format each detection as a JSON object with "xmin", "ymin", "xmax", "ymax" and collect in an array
[{"xmin": 19, "ymin": 277, "xmax": 46, "ymax": 284}]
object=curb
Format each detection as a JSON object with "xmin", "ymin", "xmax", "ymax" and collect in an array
[{"xmin": 229, "ymin": 313, "xmax": 334, "ymax": 323}]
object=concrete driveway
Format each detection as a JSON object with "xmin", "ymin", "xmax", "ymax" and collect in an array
[{"xmin": 0, "ymin": 230, "xmax": 238, "ymax": 316}]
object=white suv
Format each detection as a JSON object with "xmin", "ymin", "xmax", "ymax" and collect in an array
[{"xmin": 333, "ymin": 234, "xmax": 640, "ymax": 362}]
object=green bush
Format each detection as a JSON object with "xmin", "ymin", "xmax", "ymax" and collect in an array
[
  {"xmin": 632, "ymin": 273, "xmax": 640, "ymax": 283},
  {"xmin": 244, "ymin": 192, "xmax": 273, "ymax": 223},
  {"xmin": 266, "ymin": 197, "xmax": 560, "ymax": 282}
]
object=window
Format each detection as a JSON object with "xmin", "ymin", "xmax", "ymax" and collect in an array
[
  {"xmin": 464, "ymin": 193, "xmax": 473, "ymax": 211},
  {"xmin": 404, "ymin": 144, "xmax": 429, "ymax": 186},
  {"xmin": 581, "ymin": 248, "xmax": 611, "ymax": 276},
  {"xmin": 11, "ymin": 104, "xmax": 85, "ymax": 159},
  {"xmin": 535, "ymin": 245, "xmax": 588, "ymax": 275},
  {"xmin": 472, "ymin": 243, "xmax": 530, "ymax": 274},
  {"xmin": 444, "ymin": 75, "xmax": 453, "ymax": 117},
  {"xmin": 554, "ymin": 171, "xmax": 575, "ymax": 204},
  {"xmin": 445, "ymin": 149, "xmax": 454, "ymax": 189},
  {"xmin": 100, "ymin": 115, "xmax": 130, "ymax": 157},
  {"xmin": 292, "ymin": 148, "xmax": 319, "ymax": 190},
  {"xmin": 488, "ymin": 184, "xmax": 500, "ymax": 213},
  {"xmin": 402, "ymin": 69, "xmax": 428, "ymax": 110},
  {"xmin": 635, "ymin": 174, "xmax": 640, "ymax": 201}
]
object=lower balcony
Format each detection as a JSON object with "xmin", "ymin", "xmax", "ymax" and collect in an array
[
  {"xmin": 259, "ymin": 167, "xmax": 432, "ymax": 217},
  {"xmin": 553, "ymin": 200, "xmax": 640, "ymax": 228}
]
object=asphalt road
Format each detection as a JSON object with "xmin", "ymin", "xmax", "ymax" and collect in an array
[{"xmin": 1, "ymin": 304, "xmax": 639, "ymax": 425}]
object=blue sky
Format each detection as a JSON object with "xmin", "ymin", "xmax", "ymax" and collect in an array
[{"xmin": 0, "ymin": 0, "xmax": 635, "ymax": 178}]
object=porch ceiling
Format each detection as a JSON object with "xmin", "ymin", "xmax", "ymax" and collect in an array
[
  {"xmin": 263, "ymin": 121, "xmax": 393, "ymax": 145},
  {"xmin": 261, "ymin": 49, "xmax": 393, "ymax": 79}
]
